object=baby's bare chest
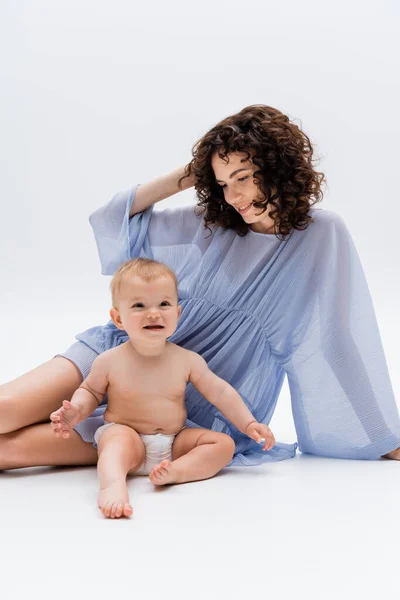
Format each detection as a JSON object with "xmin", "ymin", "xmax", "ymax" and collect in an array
[{"xmin": 108, "ymin": 360, "xmax": 189, "ymax": 401}]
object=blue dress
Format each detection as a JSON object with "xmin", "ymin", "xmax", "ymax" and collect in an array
[{"xmin": 71, "ymin": 185, "xmax": 400, "ymax": 464}]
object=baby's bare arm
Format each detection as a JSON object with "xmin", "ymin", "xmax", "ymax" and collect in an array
[
  {"xmin": 188, "ymin": 352, "xmax": 256, "ymax": 434},
  {"xmin": 50, "ymin": 354, "xmax": 111, "ymax": 437},
  {"xmin": 70, "ymin": 354, "xmax": 110, "ymax": 421}
]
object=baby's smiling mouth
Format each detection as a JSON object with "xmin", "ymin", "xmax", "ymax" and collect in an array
[{"xmin": 143, "ymin": 325, "xmax": 164, "ymax": 330}]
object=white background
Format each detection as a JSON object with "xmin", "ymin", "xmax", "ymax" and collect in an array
[{"xmin": 0, "ymin": 1, "xmax": 399, "ymax": 598}]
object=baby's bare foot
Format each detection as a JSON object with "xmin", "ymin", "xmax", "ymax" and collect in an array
[
  {"xmin": 149, "ymin": 460, "xmax": 179, "ymax": 486},
  {"xmin": 98, "ymin": 480, "xmax": 133, "ymax": 518}
]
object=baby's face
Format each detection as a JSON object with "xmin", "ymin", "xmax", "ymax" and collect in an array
[{"xmin": 115, "ymin": 275, "xmax": 180, "ymax": 343}]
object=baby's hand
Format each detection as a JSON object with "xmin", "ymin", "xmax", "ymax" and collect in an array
[
  {"xmin": 50, "ymin": 400, "xmax": 82, "ymax": 439},
  {"xmin": 245, "ymin": 422, "xmax": 275, "ymax": 451}
]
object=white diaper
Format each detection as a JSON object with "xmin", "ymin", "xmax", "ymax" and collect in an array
[{"xmin": 94, "ymin": 421, "xmax": 178, "ymax": 475}]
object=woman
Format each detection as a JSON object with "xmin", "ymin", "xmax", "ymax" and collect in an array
[{"xmin": 1, "ymin": 104, "xmax": 399, "ymax": 470}]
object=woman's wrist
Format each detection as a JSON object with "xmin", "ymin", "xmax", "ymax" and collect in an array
[{"xmin": 178, "ymin": 163, "xmax": 195, "ymax": 191}]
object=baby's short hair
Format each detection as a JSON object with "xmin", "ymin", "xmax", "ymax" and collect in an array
[{"xmin": 110, "ymin": 258, "xmax": 178, "ymax": 307}]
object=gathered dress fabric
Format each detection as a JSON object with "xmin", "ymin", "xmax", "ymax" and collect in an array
[{"xmin": 70, "ymin": 185, "xmax": 400, "ymax": 465}]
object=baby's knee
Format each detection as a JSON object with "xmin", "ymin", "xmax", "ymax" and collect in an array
[
  {"xmin": 216, "ymin": 433, "xmax": 236, "ymax": 460},
  {"xmin": 98, "ymin": 424, "xmax": 145, "ymax": 466},
  {"xmin": 99, "ymin": 423, "xmax": 137, "ymax": 444}
]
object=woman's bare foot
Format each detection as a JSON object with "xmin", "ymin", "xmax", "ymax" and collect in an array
[
  {"xmin": 97, "ymin": 480, "xmax": 133, "ymax": 518},
  {"xmin": 383, "ymin": 448, "xmax": 400, "ymax": 460},
  {"xmin": 149, "ymin": 460, "xmax": 180, "ymax": 486}
]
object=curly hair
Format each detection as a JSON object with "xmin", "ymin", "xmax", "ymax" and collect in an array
[{"xmin": 180, "ymin": 105, "xmax": 325, "ymax": 238}]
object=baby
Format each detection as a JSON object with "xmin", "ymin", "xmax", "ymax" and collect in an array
[{"xmin": 50, "ymin": 258, "xmax": 275, "ymax": 518}]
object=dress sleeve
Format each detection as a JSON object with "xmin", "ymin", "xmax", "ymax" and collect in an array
[
  {"xmin": 269, "ymin": 210, "xmax": 400, "ymax": 459},
  {"xmin": 89, "ymin": 185, "xmax": 201, "ymax": 275}
]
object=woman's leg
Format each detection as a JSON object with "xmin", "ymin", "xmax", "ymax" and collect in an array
[
  {"xmin": 149, "ymin": 428, "xmax": 235, "ymax": 486},
  {"xmin": 0, "ymin": 357, "xmax": 83, "ymax": 434},
  {"xmin": 0, "ymin": 422, "xmax": 98, "ymax": 470},
  {"xmin": 97, "ymin": 425, "xmax": 146, "ymax": 519}
]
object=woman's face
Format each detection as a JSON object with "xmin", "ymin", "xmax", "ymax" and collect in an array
[{"xmin": 211, "ymin": 151, "xmax": 277, "ymax": 234}]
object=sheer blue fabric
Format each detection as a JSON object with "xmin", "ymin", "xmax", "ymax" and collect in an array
[{"xmin": 74, "ymin": 185, "xmax": 400, "ymax": 464}]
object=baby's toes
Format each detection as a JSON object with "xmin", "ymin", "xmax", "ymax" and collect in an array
[
  {"xmin": 149, "ymin": 467, "xmax": 161, "ymax": 483},
  {"xmin": 123, "ymin": 504, "xmax": 133, "ymax": 518},
  {"xmin": 102, "ymin": 501, "xmax": 112, "ymax": 518},
  {"xmin": 149, "ymin": 470, "xmax": 158, "ymax": 482},
  {"xmin": 155, "ymin": 461, "xmax": 167, "ymax": 474}
]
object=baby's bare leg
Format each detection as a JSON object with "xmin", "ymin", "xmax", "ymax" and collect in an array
[
  {"xmin": 97, "ymin": 425, "xmax": 145, "ymax": 519},
  {"xmin": 149, "ymin": 428, "xmax": 235, "ymax": 486}
]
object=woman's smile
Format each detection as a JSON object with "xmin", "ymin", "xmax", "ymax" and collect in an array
[{"xmin": 236, "ymin": 202, "xmax": 253, "ymax": 215}]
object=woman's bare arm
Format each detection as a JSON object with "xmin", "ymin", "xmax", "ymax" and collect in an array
[{"xmin": 130, "ymin": 165, "xmax": 194, "ymax": 217}]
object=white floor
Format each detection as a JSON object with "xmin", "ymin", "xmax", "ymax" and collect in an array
[{"xmin": 1, "ymin": 314, "xmax": 399, "ymax": 600}]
